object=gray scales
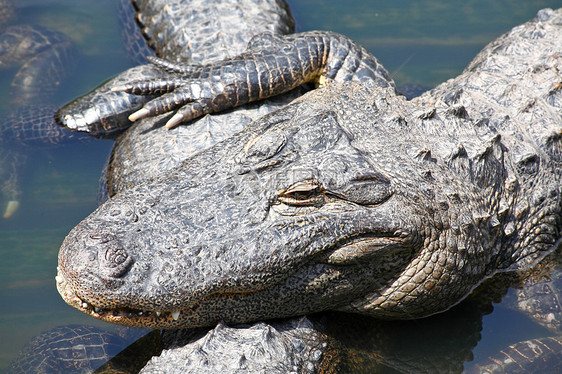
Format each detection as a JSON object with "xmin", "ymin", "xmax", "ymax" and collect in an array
[{"xmin": 51, "ymin": 0, "xmax": 562, "ymax": 373}]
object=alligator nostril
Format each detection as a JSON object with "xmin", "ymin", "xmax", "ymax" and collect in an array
[
  {"xmin": 100, "ymin": 245, "xmax": 133, "ymax": 278},
  {"xmin": 85, "ymin": 232, "xmax": 133, "ymax": 279},
  {"xmin": 105, "ymin": 246, "xmax": 129, "ymax": 266}
]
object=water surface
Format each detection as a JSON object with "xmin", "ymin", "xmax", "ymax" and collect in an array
[{"xmin": 0, "ymin": 0, "xmax": 559, "ymax": 371}]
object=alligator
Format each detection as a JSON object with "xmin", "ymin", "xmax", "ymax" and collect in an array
[
  {"xmin": 56, "ymin": 5, "xmax": 562, "ymax": 336},
  {"xmin": 6, "ymin": 325, "xmax": 157, "ymax": 374},
  {"xmin": 48, "ymin": 1, "xmax": 562, "ymax": 372}
]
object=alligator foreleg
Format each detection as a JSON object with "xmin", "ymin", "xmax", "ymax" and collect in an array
[{"xmin": 113, "ymin": 31, "xmax": 395, "ymax": 128}]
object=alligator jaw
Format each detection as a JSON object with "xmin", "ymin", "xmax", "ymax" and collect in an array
[
  {"xmin": 56, "ymin": 266, "xmax": 203, "ymax": 328},
  {"xmin": 56, "ymin": 228, "xmax": 413, "ymax": 329}
]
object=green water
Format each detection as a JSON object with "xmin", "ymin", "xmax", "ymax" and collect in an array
[{"xmin": 0, "ymin": 0, "xmax": 560, "ymax": 372}]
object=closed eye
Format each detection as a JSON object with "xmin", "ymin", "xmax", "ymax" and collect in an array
[{"xmin": 278, "ymin": 180, "xmax": 325, "ymax": 206}]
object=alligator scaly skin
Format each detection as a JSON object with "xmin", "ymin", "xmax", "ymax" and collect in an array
[
  {"xmin": 55, "ymin": 0, "xmax": 295, "ymax": 137},
  {"xmin": 133, "ymin": 0, "xmax": 294, "ymax": 63},
  {"xmin": 116, "ymin": 31, "xmax": 393, "ymax": 126},
  {"xmin": 57, "ymin": 9, "xmax": 561, "ymax": 329}
]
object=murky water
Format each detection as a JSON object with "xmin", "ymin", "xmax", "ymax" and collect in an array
[{"xmin": 0, "ymin": 0, "xmax": 559, "ymax": 372}]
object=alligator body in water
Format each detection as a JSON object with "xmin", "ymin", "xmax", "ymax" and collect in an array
[
  {"xmin": 0, "ymin": 0, "xmax": 83, "ymax": 218},
  {"xmin": 56, "ymin": 5, "xmax": 562, "ymax": 334}
]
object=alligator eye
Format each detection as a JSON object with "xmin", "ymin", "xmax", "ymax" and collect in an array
[{"xmin": 278, "ymin": 180, "xmax": 324, "ymax": 206}]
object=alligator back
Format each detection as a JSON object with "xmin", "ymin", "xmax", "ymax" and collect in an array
[
  {"xmin": 410, "ymin": 9, "xmax": 562, "ymax": 271},
  {"xmin": 134, "ymin": 0, "xmax": 294, "ymax": 63}
]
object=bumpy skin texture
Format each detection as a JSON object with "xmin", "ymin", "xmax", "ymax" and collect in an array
[
  {"xmin": 141, "ymin": 318, "xmax": 330, "ymax": 374},
  {"xmin": 133, "ymin": 0, "xmax": 294, "ymax": 63},
  {"xmin": 106, "ymin": 0, "xmax": 302, "ymax": 195},
  {"xmin": 55, "ymin": 0, "xmax": 296, "ymax": 137},
  {"xmin": 57, "ymin": 9, "xmax": 562, "ymax": 329}
]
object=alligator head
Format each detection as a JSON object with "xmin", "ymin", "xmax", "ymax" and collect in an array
[
  {"xmin": 56, "ymin": 9, "xmax": 562, "ymax": 329},
  {"xmin": 56, "ymin": 77, "xmax": 562, "ymax": 328}
]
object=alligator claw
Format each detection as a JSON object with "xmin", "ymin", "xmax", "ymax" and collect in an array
[
  {"xmin": 128, "ymin": 99, "xmax": 207, "ymax": 129},
  {"xmin": 165, "ymin": 101, "xmax": 209, "ymax": 128},
  {"xmin": 126, "ymin": 85, "xmax": 205, "ymax": 126},
  {"xmin": 121, "ymin": 72, "xmax": 223, "ymax": 128},
  {"xmin": 128, "ymin": 108, "xmax": 150, "ymax": 122}
]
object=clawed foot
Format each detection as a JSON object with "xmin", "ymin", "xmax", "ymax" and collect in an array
[{"xmin": 112, "ymin": 56, "xmax": 234, "ymax": 129}]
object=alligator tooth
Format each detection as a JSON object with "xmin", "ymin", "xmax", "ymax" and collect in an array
[
  {"xmin": 82, "ymin": 302, "xmax": 88, "ymax": 309},
  {"xmin": 94, "ymin": 307, "xmax": 101, "ymax": 313},
  {"xmin": 171, "ymin": 311, "xmax": 180, "ymax": 321},
  {"xmin": 138, "ymin": 311, "xmax": 143, "ymax": 316},
  {"xmin": 55, "ymin": 275, "xmax": 64, "ymax": 284},
  {"xmin": 156, "ymin": 311, "xmax": 161, "ymax": 317}
]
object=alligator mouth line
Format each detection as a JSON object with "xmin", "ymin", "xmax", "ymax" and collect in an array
[
  {"xmin": 56, "ymin": 267, "xmax": 199, "ymax": 328},
  {"xmin": 56, "ymin": 267, "xmax": 261, "ymax": 328},
  {"xmin": 320, "ymin": 229, "xmax": 412, "ymax": 259}
]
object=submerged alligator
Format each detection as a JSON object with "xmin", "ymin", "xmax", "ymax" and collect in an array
[
  {"xmin": 0, "ymin": 0, "xmax": 81, "ymax": 218},
  {"xmin": 56, "ymin": 3, "xmax": 562, "ymax": 333}
]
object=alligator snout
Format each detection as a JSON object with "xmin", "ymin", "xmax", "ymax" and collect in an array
[{"xmin": 86, "ymin": 232, "xmax": 134, "ymax": 279}]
